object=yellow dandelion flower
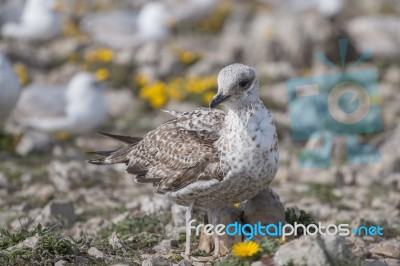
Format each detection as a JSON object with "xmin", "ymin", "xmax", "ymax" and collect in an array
[
  {"xmin": 96, "ymin": 48, "xmax": 113, "ymax": 62},
  {"xmin": 135, "ymin": 74, "xmax": 149, "ymax": 87},
  {"xmin": 233, "ymin": 203, "xmax": 240, "ymax": 208},
  {"xmin": 95, "ymin": 68, "xmax": 110, "ymax": 81},
  {"xmin": 179, "ymin": 51, "xmax": 196, "ymax": 64},
  {"xmin": 232, "ymin": 241, "xmax": 260, "ymax": 257},
  {"xmin": 13, "ymin": 63, "xmax": 29, "ymax": 86},
  {"xmin": 150, "ymin": 94, "xmax": 167, "ymax": 108},
  {"xmin": 139, "ymin": 82, "xmax": 168, "ymax": 108},
  {"xmin": 203, "ymin": 91, "xmax": 215, "ymax": 105}
]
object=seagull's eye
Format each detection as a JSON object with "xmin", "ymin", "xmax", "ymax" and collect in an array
[{"xmin": 239, "ymin": 80, "xmax": 248, "ymax": 88}]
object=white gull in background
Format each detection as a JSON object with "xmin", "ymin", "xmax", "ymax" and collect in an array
[
  {"xmin": 1, "ymin": 0, "xmax": 61, "ymax": 41},
  {"xmin": 80, "ymin": 0, "xmax": 219, "ymax": 49},
  {"xmin": 170, "ymin": 0, "xmax": 218, "ymax": 24},
  {"xmin": 16, "ymin": 72, "xmax": 108, "ymax": 133},
  {"xmin": 88, "ymin": 64, "xmax": 279, "ymax": 256},
  {"xmin": 263, "ymin": 0, "xmax": 343, "ymax": 18},
  {"xmin": 80, "ymin": 2, "xmax": 171, "ymax": 49},
  {"xmin": 0, "ymin": 53, "xmax": 21, "ymax": 123}
]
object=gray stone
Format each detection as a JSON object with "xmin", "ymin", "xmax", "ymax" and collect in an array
[
  {"xmin": 362, "ymin": 259, "xmax": 387, "ymax": 266},
  {"xmin": 109, "ymin": 232, "xmax": 123, "ymax": 249},
  {"xmin": 153, "ymin": 239, "xmax": 172, "ymax": 255},
  {"xmin": 7, "ymin": 234, "xmax": 39, "ymax": 250},
  {"xmin": 240, "ymin": 187, "xmax": 286, "ymax": 237},
  {"xmin": 369, "ymin": 240, "xmax": 400, "ymax": 259},
  {"xmin": 142, "ymin": 256, "xmax": 172, "ymax": 266},
  {"xmin": 41, "ymin": 200, "xmax": 77, "ymax": 226},
  {"xmin": 54, "ymin": 260, "xmax": 68, "ymax": 266},
  {"xmin": 178, "ymin": 260, "xmax": 192, "ymax": 266},
  {"xmin": 274, "ymin": 235, "xmax": 354, "ymax": 266},
  {"xmin": 87, "ymin": 246, "xmax": 104, "ymax": 259}
]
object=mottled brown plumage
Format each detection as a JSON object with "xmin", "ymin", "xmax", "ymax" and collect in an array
[{"xmin": 88, "ymin": 108, "xmax": 226, "ymax": 193}]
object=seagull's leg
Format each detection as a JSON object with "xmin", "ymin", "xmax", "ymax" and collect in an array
[
  {"xmin": 185, "ymin": 200, "xmax": 195, "ymax": 257},
  {"xmin": 212, "ymin": 208, "xmax": 220, "ymax": 257}
]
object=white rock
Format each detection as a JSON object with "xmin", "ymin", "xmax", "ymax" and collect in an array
[
  {"xmin": 109, "ymin": 232, "xmax": 123, "ymax": 249},
  {"xmin": 87, "ymin": 247, "xmax": 104, "ymax": 259},
  {"xmin": 54, "ymin": 260, "xmax": 68, "ymax": 266}
]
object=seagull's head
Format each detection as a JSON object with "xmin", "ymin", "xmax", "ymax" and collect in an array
[
  {"xmin": 210, "ymin": 63, "xmax": 259, "ymax": 109},
  {"xmin": 66, "ymin": 72, "xmax": 104, "ymax": 101}
]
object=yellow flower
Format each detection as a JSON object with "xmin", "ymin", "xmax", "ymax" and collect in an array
[
  {"xmin": 84, "ymin": 48, "xmax": 113, "ymax": 63},
  {"xmin": 203, "ymin": 91, "xmax": 215, "ymax": 105},
  {"xmin": 97, "ymin": 48, "xmax": 113, "ymax": 62},
  {"xmin": 135, "ymin": 74, "xmax": 149, "ymax": 87},
  {"xmin": 232, "ymin": 241, "xmax": 260, "ymax": 257},
  {"xmin": 95, "ymin": 68, "xmax": 110, "ymax": 81},
  {"xmin": 13, "ymin": 63, "xmax": 29, "ymax": 86},
  {"xmin": 139, "ymin": 82, "xmax": 168, "ymax": 108},
  {"xmin": 233, "ymin": 203, "xmax": 240, "ymax": 208},
  {"xmin": 179, "ymin": 51, "xmax": 196, "ymax": 64}
]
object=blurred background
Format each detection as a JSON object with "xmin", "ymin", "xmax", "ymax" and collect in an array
[{"xmin": 0, "ymin": 0, "xmax": 399, "ymax": 265}]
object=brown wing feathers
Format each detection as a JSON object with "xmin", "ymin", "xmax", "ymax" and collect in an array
[{"xmin": 86, "ymin": 108, "xmax": 225, "ymax": 192}]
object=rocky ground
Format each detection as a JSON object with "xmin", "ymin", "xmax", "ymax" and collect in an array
[{"xmin": 0, "ymin": 0, "xmax": 399, "ymax": 265}]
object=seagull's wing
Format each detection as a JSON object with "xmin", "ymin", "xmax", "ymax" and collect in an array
[{"xmin": 87, "ymin": 108, "xmax": 225, "ymax": 192}]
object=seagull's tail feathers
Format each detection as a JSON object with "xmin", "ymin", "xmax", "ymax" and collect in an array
[
  {"xmin": 97, "ymin": 132, "xmax": 142, "ymax": 145},
  {"xmin": 86, "ymin": 132, "xmax": 142, "ymax": 165}
]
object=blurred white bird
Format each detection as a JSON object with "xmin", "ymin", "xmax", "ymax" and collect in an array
[
  {"xmin": 1, "ymin": 0, "xmax": 62, "ymax": 41},
  {"xmin": 17, "ymin": 73, "xmax": 108, "ymax": 133},
  {"xmin": 81, "ymin": 2, "xmax": 171, "ymax": 49},
  {"xmin": 263, "ymin": 0, "xmax": 343, "ymax": 18},
  {"xmin": 0, "ymin": 53, "xmax": 21, "ymax": 122},
  {"xmin": 170, "ymin": 0, "xmax": 218, "ymax": 24}
]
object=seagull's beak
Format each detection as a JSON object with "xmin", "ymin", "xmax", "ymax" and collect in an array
[{"xmin": 209, "ymin": 93, "xmax": 230, "ymax": 108}]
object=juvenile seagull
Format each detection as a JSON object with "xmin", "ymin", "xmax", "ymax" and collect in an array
[{"xmin": 87, "ymin": 64, "xmax": 279, "ymax": 256}]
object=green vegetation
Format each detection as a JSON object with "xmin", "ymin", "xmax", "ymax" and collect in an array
[
  {"xmin": 0, "ymin": 212, "xmax": 171, "ymax": 265},
  {"xmin": 303, "ymin": 182, "xmax": 341, "ymax": 204}
]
